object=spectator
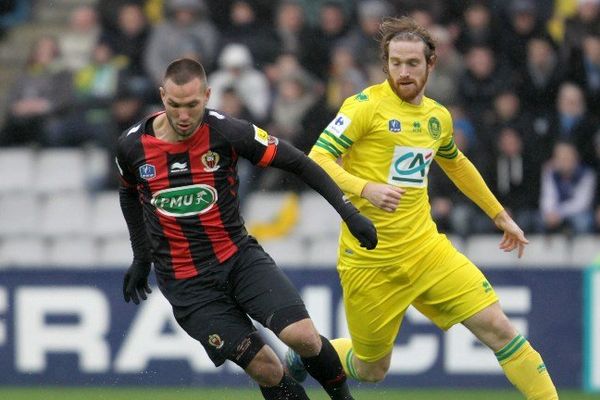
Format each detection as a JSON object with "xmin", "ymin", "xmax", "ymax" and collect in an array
[
  {"xmin": 426, "ymin": 24, "xmax": 464, "ymax": 105},
  {"xmin": 540, "ymin": 141, "xmax": 597, "ymax": 234},
  {"xmin": 50, "ymin": 41, "xmax": 128, "ymax": 147},
  {"xmin": 568, "ymin": 28, "xmax": 600, "ymax": 113},
  {"xmin": 487, "ymin": 126, "xmax": 543, "ymax": 233},
  {"xmin": 499, "ymin": 0, "xmax": 545, "ymax": 71},
  {"xmin": 259, "ymin": 69, "xmax": 319, "ymax": 192},
  {"xmin": 222, "ymin": 0, "xmax": 279, "ymax": 67},
  {"xmin": 483, "ymin": 90, "xmax": 534, "ymax": 156},
  {"xmin": 273, "ymin": 1, "xmax": 321, "ymax": 71},
  {"xmin": 542, "ymin": 82, "xmax": 599, "ymax": 165},
  {"xmin": 144, "ymin": 0, "xmax": 219, "ymax": 84},
  {"xmin": 59, "ymin": 5, "xmax": 100, "ymax": 71},
  {"xmin": 518, "ymin": 35, "xmax": 564, "ymax": 117},
  {"xmin": 455, "ymin": 1, "xmax": 500, "ymax": 53},
  {"xmin": 100, "ymin": 2, "xmax": 150, "ymax": 77},
  {"xmin": 325, "ymin": 46, "xmax": 367, "ymax": 114},
  {"xmin": 302, "ymin": 1, "xmax": 351, "ymax": 79},
  {"xmin": 269, "ymin": 70, "xmax": 318, "ymax": 143},
  {"xmin": 562, "ymin": 0, "xmax": 600, "ymax": 64},
  {"xmin": 0, "ymin": 36, "xmax": 72, "ymax": 146},
  {"xmin": 458, "ymin": 44, "xmax": 513, "ymax": 126},
  {"xmin": 207, "ymin": 44, "xmax": 271, "ymax": 123},
  {"xmin": 341, "ymin": 0, "xmax": 393, "ymax": 68}
]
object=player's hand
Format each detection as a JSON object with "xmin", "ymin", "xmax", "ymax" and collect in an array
[
  {"xmin": 345, "ymin": 212, "xmax": 378, "ymax": 250},
  {"xmin": 123, "ymin": 259, "xmax": 152, "ymax": 304},
  {"xmin": 493, "ymin": 210, "xmax": 529, "ymax": 258},
  {"xmin": 361, "ymin": 182, "xmax": 405, "ymax": 212}
]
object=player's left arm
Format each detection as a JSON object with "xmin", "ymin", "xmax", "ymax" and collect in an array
[
  {"xmin": 435, "ymin": 149, "xmax": 528, "ymax": 258},
  {"xmin": 269, "ymin": 139, "xmax": 378, "ymax": 250},
  {"xmin": 228, "ymin": 119, "xmax": 377, "ymax": 250}
]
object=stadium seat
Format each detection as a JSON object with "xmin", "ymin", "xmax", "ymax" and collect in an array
[
  {"xmin": 0, "ymin": 237, "xmax": 48, "ymax": 267},
  {"xmin": 570, "ymin": 235, "xmax": 600, "ymax": 267},
  {"xmin": 91, "ymin": 191, "xmax": 128, "ymax": 238},
  {"xmin": 519, "ymin": 234, "xmax": 570, "ymax": 267},
  {"xmin": 36, "ymin": 149, "xmax": 87, "ymax": 193},
  {"xmin": 0, "ymin": 147, "xmax": 35, "ymax": 193},
  {"xmin": 47, "ymin": 236, "xmax": 97, "ymax": 268},
  {"xmin": 0, "ymin": 193, "xmax": 39, "ymax": 236},
  {"xmin": 39, "ymin": 192, "xmax": 92, "ymax": 236},
  {"xmin": 241, "ymin": 191, "xmax": 292, "ymax": 224},
  {"xmin": 465, "ymin": 234, "xmax": 519, "ymax": 267},
  {"xmin": 259, "ymin": 236, "xmax": 307, "ymax": 268},
  {"xmin": 97, "ymin": 235, "xmax": 132, "ymax": 268},
  {"xmin": 306, "ymin": 236, "xmax": 339, "ymax": 267},
  {"xmin": 296, "ymin": 192, "xmax": 341, "ymax": 240}
]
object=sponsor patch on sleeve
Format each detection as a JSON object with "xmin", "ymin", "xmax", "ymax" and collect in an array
[
  {"xmin": 325, "ymin": 114, "xmax": 351, "ymax": 138},
  {"xmin": 253, "ymin": 125, "xmax": 269, "ymax": 146}
]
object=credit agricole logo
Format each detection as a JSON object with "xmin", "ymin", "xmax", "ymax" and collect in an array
[{"xmin": 151, "ymin": 184, "xmax": 218, "ymax": 217}]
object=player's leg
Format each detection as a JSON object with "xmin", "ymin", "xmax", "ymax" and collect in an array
[
  {"xmin": 325, "ymin": 264, "xmax": 412, "ymax": 383},
  {"xmin": 412, "ymin": 237, "xmax": 558, "ymax": 400},
  {"xmin": 158, "ymin": 267, "xmax": 308, "ymax": 400},
  {"xmin": 279, "ymin": 318, "xmax": 353, "ymax": 399},
  {"xmin": 230, "ymin": 238, "xmax": 353, "ymax": 400},
  {"xmin": 463, "ymin": 302, "xmax": 558, "ymax": 400},
  {"xmin": 174, "ymin": 300, "xmax": 309, "ymax": 400}
]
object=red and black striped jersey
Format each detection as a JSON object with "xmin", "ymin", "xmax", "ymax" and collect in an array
[{"xmin": 115, "ymin": 109, "xmax": 279, "ymax": 280}]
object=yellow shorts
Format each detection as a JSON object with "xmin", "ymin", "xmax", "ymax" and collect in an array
[{"xmin": 338, "ymin": 235, "xmax": 498, "ymax": 363}]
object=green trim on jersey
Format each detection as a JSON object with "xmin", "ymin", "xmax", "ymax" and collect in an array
[
  {"xmin": 436, "ymin": 148, "xmax": 459, "ymax": 159},
  {"xmin": 438, "ymin": 138, "xmax": 455, "ymax": 152},
  {"xmin": 323, "ymin": 130, "xmax": 352, "ymax": 149},
  {"xmin": 316, "ymin": 138, "xmax": 342, "ymax": 157}
]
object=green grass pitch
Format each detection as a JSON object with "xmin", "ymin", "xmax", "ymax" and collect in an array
[{"xmin": 0, "ymin": 388, "xmax": 597, "ymax": 399}]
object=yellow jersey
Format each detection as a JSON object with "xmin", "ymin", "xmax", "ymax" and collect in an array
[{"xmin": 310, "ymin": 80, "xmax": 503, "ymax": 268}]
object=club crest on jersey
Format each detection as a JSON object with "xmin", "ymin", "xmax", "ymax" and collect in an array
[
  {"xmin": 428, "ymin": 117, "xmax": 442, "ymax": 139},
  {"xmin": 139, "ymin": 164, "xmax": 156, "ymax": 180},
  {"xmin": 388, "ymin": 119, "xmax": 401, "ymax": 133},
  {"xmin": 208, "ymin": 334, "xmax": 224, "ymax": 349},
  {"xmin": 201, "ymin": 150, "xmax": 220, "ymax": 172}
]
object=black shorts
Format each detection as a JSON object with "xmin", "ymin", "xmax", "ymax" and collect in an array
[{"xmin": 156, "ymin": 236, "xmax": 309, "ymax": 367}]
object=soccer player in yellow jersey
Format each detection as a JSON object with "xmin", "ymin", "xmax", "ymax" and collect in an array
[{"xmin": 285, "ymin": 17, "xmax": 558, "ymax": 399}]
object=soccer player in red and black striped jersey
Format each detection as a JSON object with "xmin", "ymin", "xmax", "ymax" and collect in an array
[{"xmin": 115, "ymin": 58, "xmax": 377, "ymax": 400}]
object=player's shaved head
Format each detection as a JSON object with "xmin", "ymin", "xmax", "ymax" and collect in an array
[
  {"xmin": 164, "ymin": 58, "xmax": 207, "ymax": 86},
  {"xmin": 379, "ymin": 16, "xmax": 436, "ymax": 70}
]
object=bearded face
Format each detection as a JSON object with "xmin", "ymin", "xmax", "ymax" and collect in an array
[{"xmin": 386, "ymin": 39, "xmax": 433, "ymax": 104}]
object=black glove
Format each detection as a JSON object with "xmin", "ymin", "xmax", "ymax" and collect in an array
[
  {"xmin": 344, "ymin": 212, "xmax": 378, "ymax": 250},
  {"xmin": 123, "ymin": 259, "xmax": 152, "ymax": 304}
]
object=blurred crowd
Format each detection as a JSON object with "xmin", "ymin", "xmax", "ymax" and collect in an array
[{"xmin": 1, "ymin": 0, "xmax": 599, "ymax": 236}]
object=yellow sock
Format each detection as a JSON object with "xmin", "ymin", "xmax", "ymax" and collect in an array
[
  {"xmin": 330, "ymin": 338, "xmax": 361, "ymax": 380},
  {"xmin": 496, "ymin": 334, "xmax": 558, "ymax": 399}
]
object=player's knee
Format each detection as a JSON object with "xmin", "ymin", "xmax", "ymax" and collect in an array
[
  {"xmin": 358, "ymin": 364, "xmax": 388, "ymax": 383},
  {"xmin": 245, "ymin": 345, "xmax": 284, "ymax": 387},
  {"xmin": 279, "ymin": 319, "xmax": 322, "ymax": 357}
]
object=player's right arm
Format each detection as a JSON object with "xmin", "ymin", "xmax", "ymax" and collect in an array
[
  {"xmin": 308, "ymin": 97, "xmax": 405, "ymax": 212},
  {"xmin": 309, "ymin": 151, "xmax": 404, "ymax": 212},
  {"xmin": 115, "ymin": 135, "xmax": 152, "ymax": 304}
]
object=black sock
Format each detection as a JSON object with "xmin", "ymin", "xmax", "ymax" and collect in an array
[
  {"xmin": 260, "ymin": 373, "xmax": 309, "ymax": 400},
  {"xmin": 301, "ymin": 335, "xmax": 354, "ymax": 400}
]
